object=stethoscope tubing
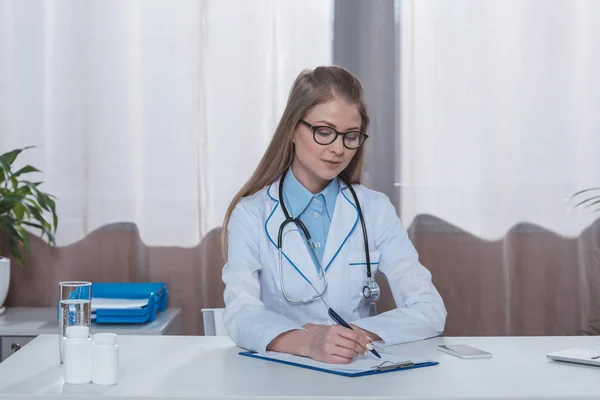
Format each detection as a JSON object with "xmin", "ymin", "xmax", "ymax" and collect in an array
[{"xmin": 277, "ymin": 168, "xmax": 377, "ymax": 303}]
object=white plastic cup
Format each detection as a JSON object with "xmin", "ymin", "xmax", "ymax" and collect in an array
[
  {"xmin": 92, "ymin": 333, "xmax": 119, "ymax": 385},
  {"xmin": 63, "ymin": 326, "xmax": 92, "ymax": 384}
]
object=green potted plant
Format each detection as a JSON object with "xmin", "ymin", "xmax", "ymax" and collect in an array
[{"xmin": 0, "ymin": 146, "xmax": 58, "ymax": 313}]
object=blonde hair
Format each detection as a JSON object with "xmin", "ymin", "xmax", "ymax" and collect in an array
[{"xmin": 221, "ymin": 66, "xmax": 370, "ymax": 258}]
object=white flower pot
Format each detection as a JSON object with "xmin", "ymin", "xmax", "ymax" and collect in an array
[{"xmin": 0, "ymin": 256, "xmax": 10, "ymax": 312}]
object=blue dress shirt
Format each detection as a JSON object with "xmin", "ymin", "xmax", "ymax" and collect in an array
[{"xmin": 282, "ymin": 170, "xmax": 339, "ymax": 273}]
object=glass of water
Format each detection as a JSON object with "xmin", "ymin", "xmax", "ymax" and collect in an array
[{"xmin": 59, "ymin": 281, "xmax": 92, "ymax": 364}]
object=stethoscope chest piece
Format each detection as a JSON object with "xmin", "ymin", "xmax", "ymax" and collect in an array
[{"xmin": 362, "ymin": 279, "xmax": 381, "ymax": 302}]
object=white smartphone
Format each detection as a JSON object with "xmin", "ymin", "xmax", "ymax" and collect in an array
[{"xmin": 437, "ymin": 344, "xmax": 492, "ymax": 359}]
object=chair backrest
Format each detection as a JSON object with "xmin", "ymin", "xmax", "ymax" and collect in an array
[{"xmin": 201, "ymin": 308, "xmax": 228, "ymax": 336}]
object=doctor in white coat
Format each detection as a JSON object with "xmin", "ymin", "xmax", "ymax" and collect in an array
[{"xmin": 222, "ymin": 66, "xmax": 446, "ymax": 364}]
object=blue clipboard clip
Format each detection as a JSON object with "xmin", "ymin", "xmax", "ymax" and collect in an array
[{"xmin": 372, "ymin": 360, "xmax": 415, "ymax": 371}]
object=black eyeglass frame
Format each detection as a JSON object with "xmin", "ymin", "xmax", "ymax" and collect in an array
[{"xmin": 299, "ymin": 119, "xmax": 368, "ymax": 150}]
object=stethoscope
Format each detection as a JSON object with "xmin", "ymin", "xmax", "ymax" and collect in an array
[{"xmin": 277, "ymin": 167, "xmax": 380, "ymax": 305}]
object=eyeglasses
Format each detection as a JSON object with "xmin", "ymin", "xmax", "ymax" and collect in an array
[{"xmin": 299, "ymin": 120, "xmax": 368, "ymax": 150}]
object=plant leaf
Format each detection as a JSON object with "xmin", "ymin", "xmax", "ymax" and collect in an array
[
  {"xmin": 0, "ymin": 146, "xmax": 57, "ymax": 263},
  {"xmin": 2, "ymin": 221, "xmax": 25, "ymax": 267},
  {"xmin": 21, "ymin": 221, "xmax": 54, "ymax": 245},
  {"xmin": 8, "ymin": 237, "xmax": 24, "ymax": 267},
  {"xmin": 21, "ymin": 221, "xmax": 44, "ymax": 230},
  {"xmin": 572, "ymin": 195, "xmax": 600, "ymax": 209},
  {"xmin": 0, "ymin": 145, "xmax": 36, "ymax": 162},
  {"xmin": 13, "ymin": 203, "xmax": 26, "ymax": 221},
  {"xmin": 569, "ymin": 187, "xmax": 600, "ymax": 199},
  {"xmin": 0, "ymin": 149, "xmax": 21, "ymax": 168},
  {"xmin": 13, "ymin": 165, "xmax": 41, "ymax": 178},
  {"xmin": 584, "ymin": 199, "xmax": 600, "ymax": 209},
  {"xmin": 21, "ymin": 180, "xmax": 40, "ymax": 194},
  {"xmin": 37, "ymin": 191, "xmax": 49, "ymax": 211},
  {"xmin": 0, "ymin": 195, "xmax": 25, "ymax": 214},
  {"xmin": 17, "ymin": 226, "xmax": 30, "ymax": 258},
  {"xmin": 1, "ymin": 219, "xmax": 21, "ymax": 238},
  {"xmin": 0, "ymin": 158, "xmax": 11, "ymax": 187},
  {"xmin": 45, "ymin": 230, "xmax": 56, "ymax": 246},
  {"xmin": 46, "ymin": 196, "xmax": 58, "ymax": 231},
  {"xmin": 0, "ymin": 145, "xmax": 37, "ymax": 185},
  {"xmin": 0, "ymin": 147, "xmax": 24, "ymax": 166},
  {"xmin": 25, "ymin": 205, "xmax": 51, "ymax": 231}
]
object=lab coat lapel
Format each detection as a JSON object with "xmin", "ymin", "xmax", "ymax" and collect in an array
[
  {"xmin": 321, "ymin": 184, "xmax": 359, "ymax": 271},
  {"xmin": 265, "ymin": 180, "xmax": 318, "ymax": 283}
]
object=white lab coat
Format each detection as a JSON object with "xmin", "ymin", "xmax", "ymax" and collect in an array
[{"xmin": 222, "ymin": 178, "xmax": 446, "ymax": 354}]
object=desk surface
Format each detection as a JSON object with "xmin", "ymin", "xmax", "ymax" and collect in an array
[
  {"xmin": 0, "ymin": 307, "xmax": 182, "ymax": 336},
  {"xmin": 1, "ymin": 334, "xmax": 600, "ymax": 400}
]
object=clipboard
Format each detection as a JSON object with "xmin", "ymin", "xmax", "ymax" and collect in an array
[{"xmin": 239, "ymin": 351, "xmax": 438, "ymax": 377}]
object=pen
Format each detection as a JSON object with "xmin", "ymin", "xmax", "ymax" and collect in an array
[{"xmin": 328, "ymin": 307, "xmax": 381, "ymax": 359}]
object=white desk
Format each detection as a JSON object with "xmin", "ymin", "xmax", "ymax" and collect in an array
[
  {"xmin": 0, "ymin": 307, "xmax": 182, "ymax": 362},
  {"xmin": 1, "ymin": 335, "xmax": 599, "ymax": 399}
]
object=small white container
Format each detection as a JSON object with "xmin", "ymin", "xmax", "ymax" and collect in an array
[
  {"xmin": 63, "ymin": 326, "xmax": 92, "ymax": 384},
  {"xmin": 92, "ymin": 333, "xmax": 119, "ymax": 385}
]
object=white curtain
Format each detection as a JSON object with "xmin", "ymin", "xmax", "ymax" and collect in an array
[
  {"xmin": 399, "ymin": 0, "xmax": 600, "ymax": 239},
  {"xmin": 0, "ymin": 0, "xmax": 333, "ymax": 246}
]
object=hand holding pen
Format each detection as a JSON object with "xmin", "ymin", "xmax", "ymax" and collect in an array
[
  {"xmin": 328, "ymin": 308, "xmax": 381, "ymax": 358},
  {"xmin": 301, "ymin": 321, "xmax": 378, "ymax": 364}
]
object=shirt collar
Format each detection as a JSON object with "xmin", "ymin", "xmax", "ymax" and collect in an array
[
  {"xmin": 321, "ymin": 175, "xmax": 339, "ymax": 220},
  {"xmin": 282, "ymin": 169, "xmax": 339, "ymax": 219}
]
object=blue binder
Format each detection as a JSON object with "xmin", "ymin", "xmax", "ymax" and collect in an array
[
  {"xmin": 239, "ymin": 351, "xmax": 438, "ymax": 377},
  {"xmin": 91, "ymin": 282, "xmax": 168, "ymax": 324}
]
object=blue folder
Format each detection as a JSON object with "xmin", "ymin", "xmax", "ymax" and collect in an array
[
  {"xmin": 92, "ymin": 282, "xmax": 168, "ymax": 324},
  {"xmin": 239, "ymin": 351, "xmax": 438, "ymax": 377}
]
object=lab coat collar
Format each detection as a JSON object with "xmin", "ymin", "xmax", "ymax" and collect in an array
[{"xmin": 265, "ymin": 178, "xmax": 359, "ymax": 278}]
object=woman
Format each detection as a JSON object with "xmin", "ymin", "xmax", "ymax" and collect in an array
[{"xmin": 221, "ymin": 66, "xmax": 446, "ymax": 364}]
